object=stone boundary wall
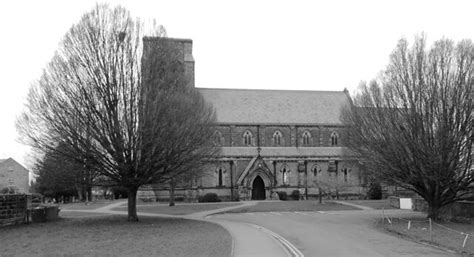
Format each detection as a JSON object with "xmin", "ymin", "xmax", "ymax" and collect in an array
[
  {"xmin": 388, "ymin": 196, "xmax": 401, "ymax": 208},
  {"xmin": 450, "ymin": 201, "xmax": 474, "ymax": 218},
  {"xmin": 0, "ymin": 194, "xmax": 27, "ymax": 226},
  {"xmin": 413, "ymin": 198, "xmax": 474, "ymax": 219}
]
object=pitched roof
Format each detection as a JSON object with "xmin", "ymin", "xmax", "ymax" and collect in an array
[
  {"xmin": 198, "ymin": 88, "xmax": 350, "ymax": 125},
  {"xmin": 220, "ymin": 147, "xmax": 354, "ymax": 158},
  {"xmin": 0, "ymin": 159, "xmax": 8, "ymax": 164}
]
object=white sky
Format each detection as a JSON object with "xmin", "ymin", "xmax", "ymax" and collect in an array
[{"xmin": 1, "ymin": 0, "xmax": 473, "ymax": 171}]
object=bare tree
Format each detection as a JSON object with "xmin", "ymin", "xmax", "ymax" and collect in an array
[
  {"xmin": 343, "ymin": 36, "xmax": 473, "ymax": 219},
  {"xmin": 17, "ymin": 4, "xmax": 216, "ymax": 221},
  {"xmin": 34, "ymin": 143, "xmax": 99, "ymax": 202}
]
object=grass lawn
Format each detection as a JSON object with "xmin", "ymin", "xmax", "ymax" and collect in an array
[
  {"xmin": 344, "ymin": 199, "xmax": 395, "ymax": 209},
  {"xmin": 378, "ymin": 217, "xmax": 474, "ymax": 255},
  {"xmin": 220, "ymin": 200, "xmax": 359, "ymax": 213},
  {"xmin": 0, "ymin": 216, "xmax": 231, "ymax": 257},
  {"xmin": 113, "ymin": 202, "xmax": 243, "ymax": 215}
]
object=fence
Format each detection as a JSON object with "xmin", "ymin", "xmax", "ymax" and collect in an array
[
  {"xmin": 0, "ymin": 194, "xmax": 44, "ymax": 227},
  {"xmin": 382, "ymin": 208, "xmax": 473, "ymax": 250},
  {"xmin": 0, "ymin": 194, "xmax": 28, "ymax": 226}
]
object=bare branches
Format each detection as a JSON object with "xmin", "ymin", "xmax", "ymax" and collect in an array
[
  {"xmin": 17, "ymin": 4, "xmax": 216, "ymax": 221},
  {"xmin": 343, "ymin": 36, "xmax": 473, "ymax": 219}
]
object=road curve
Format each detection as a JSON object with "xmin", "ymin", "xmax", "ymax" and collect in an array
[{"xmin": 211, "ymin": 209, "xmax": 455, "ymax": 257}]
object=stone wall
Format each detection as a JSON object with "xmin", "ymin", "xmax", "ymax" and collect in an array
[
  {"xmin": 0, "ymin": 194, "xmax": 27, "ymax": 226},
  {"xmin": 214, "ymin": 125, "xmax": 346, "ymax": 147},
  {"xmin": 148, "ymin": 157, "xmax": 364, "ymax": 201},
  {"xmin": 413, "ymin": 198, "xmax": 474, "ymax": 220}
]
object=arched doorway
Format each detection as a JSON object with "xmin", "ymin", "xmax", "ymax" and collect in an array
[{"xmin": 251, "ymin": 176, "xmax": 266, "ymax": 200}]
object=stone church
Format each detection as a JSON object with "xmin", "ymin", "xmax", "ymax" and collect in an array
[{"xmin": 143, "ymin": 38, "xmax": 365, "ymax": 201}]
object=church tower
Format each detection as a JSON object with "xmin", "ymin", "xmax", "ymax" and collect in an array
[{"xmin": 142, "ymin": 37, "xmax": 195, "ymax": 88}]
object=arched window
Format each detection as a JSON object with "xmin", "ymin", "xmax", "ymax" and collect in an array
[
  {"xmin": 216, "ymin": 167, "xmax": 225, "ymax": 187},
  {"xmin": 331, "ymin": 132, "xmax": 338, "ymax": 146},
  {"xmin": 213, "ymin": 130, "xmax": 224, "ymax": 146},
  {"xmin": 243, "ymin": 130, "xmax": 253, "ymax": 146},
  {"xmin": 273, "ymin": 130, "xmax": 282, "ymax": 146},
  {"xmin": 280, "ymin": 165, "xmax": 290, "ymax": 185},
  {"xmin": 311, "ymin": 164, "xmax": 320, "ymax": 176},
  {"xmin": 343, "ymin": 168, "xmax": 350, "ymax": 183},
  {"xmin": 302, "ymin": 131, "xmax": 311, "ymax": 146}
]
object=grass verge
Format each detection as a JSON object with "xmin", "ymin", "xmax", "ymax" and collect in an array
[
  {"xmin": 219, "ymin": 200, "xmax": 359, "ymax": 213},
  {"xmin": 113, "ymin": 202, "xmax": 243, "ymax": 215},
  {"xmin": 0, "ymin": 216, "xmax": 231, "ymax": 257},
  {"xmin": 377, "ymin": 217, "xmax": 474, "ymax": 256}
]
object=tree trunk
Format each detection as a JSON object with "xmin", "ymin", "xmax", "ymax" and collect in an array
[
  {"xmin": 87, "ymin": 186, "xmax": 93, "ymax": 202},
  {"xmin": 230, "ymin": 162, "xmax": 234, "ymax": 201},
  {"xmin": 169, "ymin": 183, "xmax": 175, "ymax": 207},
  {"xmin": 76, "ymin": 186, "xmax": 83, "ymax": 201},
  {"xmin": 318, "ymin": 187, "xmax": 322, "ymax": 204},
  {"xmin": 127, "ymin": 187, "xmax": 139, "ymax": 221},
  {"xmin": 81, "ymin": 187, "xmax": 87, "ymax": 201},
  {"xmin": 427, "ymin": 202, "xmax": 440, "ymax": 220}
]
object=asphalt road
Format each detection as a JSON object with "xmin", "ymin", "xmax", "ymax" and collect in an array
[{"xmin": 211, "ymin": 209, "xmax": 456, "ymax": 257}]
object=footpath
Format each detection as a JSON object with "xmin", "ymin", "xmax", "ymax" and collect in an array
[
  {"xmin": 330, "ymin": 200, "xmax": 374, "ymax": 210},
  {"xmin": 61, "ymin": 200, "xmax": 290, "ymax": 257}
]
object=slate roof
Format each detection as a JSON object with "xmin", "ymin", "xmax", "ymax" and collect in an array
[
  {"xmin": 198, "ymin": 88, "xmax": 350, "ymax": 125},
  {"xmin": 0, "ymin": 159, "xmax": 7, "ymax": 164},
  {"xmin": 220, "ymin": 147, "xmax": 354, "ymax": 157}
]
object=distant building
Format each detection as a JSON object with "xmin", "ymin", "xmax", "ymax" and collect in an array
[
  {"xmin": 0, "ymin": 158, "xmax": 29, "ymax": 193},
  {"xmin": 142, "ymin": 38, "xmax": 365, "ymax": 201}
]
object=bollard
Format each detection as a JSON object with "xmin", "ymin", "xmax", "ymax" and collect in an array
[
  {"xmin": 429, "ymin": 218, "xmax": 433, "ymax": 241},
  {"xmin": 462, "ymin": 234, "xmax": 469, "ymax": 248},
  {"xmin": 407, "ymin": 220, "xmax": 411, "ymax": 230},
  {"xmin": 382, "ymin": 208, "xmax": 385, "ymax": 224}
]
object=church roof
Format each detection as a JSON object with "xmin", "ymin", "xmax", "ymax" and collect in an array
[
  {"xmin": 220, "ymin": 147, "xmax": 354, "ymax": 158},
  {"xmin": 198, "ymin": 88, "xmax": 350, "ymax": 125}
]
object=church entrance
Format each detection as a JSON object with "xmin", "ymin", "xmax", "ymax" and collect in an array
[{"xmin": 251, "ymin": 176, "xmax": 266, "ymax": 200}]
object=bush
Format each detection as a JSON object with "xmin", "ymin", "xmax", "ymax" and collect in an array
[
  {"xmin": 198, "ymin": 193, "xmax": 221, "ymax": 203},
  {"xmin": 290, "ymin": 190, "xmax": 300, "ymax": 200},
  {"xmin": 367, "ymin": 182, "xmax": 382, "ymax": 200},
  {"xmin": 0, "ymin": 186, "xmax": 20, "ymax": 194},
  {"xmin": 139, "ymin": 197, "xmax": 155, "ymax": 202},
  {"xmin": 111, "ymin": 186, "xmax": 128, "ymax": 199},
  {"xmin": 277, "ymin": 191, "xmax": 288, "ymax": 201}
]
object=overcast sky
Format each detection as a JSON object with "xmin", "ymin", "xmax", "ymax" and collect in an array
[{"xmin": 1, "ymin": 0, "xmax": 473, "ymax": 170}]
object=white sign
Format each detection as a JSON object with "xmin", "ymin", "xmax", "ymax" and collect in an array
[{"xmin": 400, "ymin": 198, "xmax": 413, "ymax": 209}]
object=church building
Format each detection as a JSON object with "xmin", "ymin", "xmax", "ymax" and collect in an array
[{"xmin": 143, "ymin": 38, "xmax": 365, "ymax": 201}]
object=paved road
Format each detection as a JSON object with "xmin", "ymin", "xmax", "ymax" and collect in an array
[{"xmin": 210, "ymin": 209, "xmax": 456, "ymax": 257}]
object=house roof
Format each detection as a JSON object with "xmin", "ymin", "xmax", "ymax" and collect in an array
[
  {"xmin": 0, "ymin": 158, "xmax": 8, "ymax": 164},
  {"xmin": 197, "ymin": 88, "xmax": 350, "ymax": 125},
  {"xmin": 219, "ymin": 147, "xmax": 354, "ymax": 158}
]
